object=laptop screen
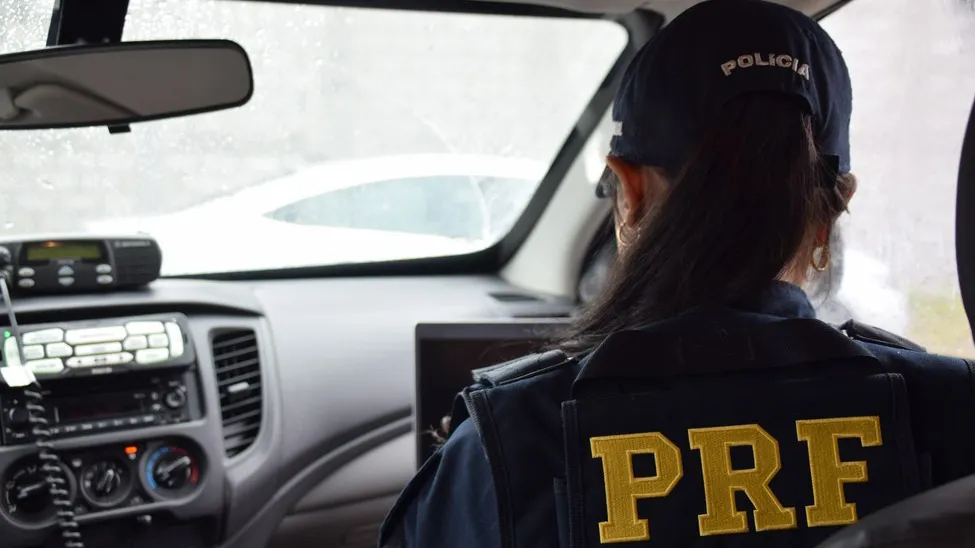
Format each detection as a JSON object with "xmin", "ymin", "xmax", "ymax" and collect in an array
[{"xmin": 413, "ymin": 320, "xmax": 567, "ymax": 467}]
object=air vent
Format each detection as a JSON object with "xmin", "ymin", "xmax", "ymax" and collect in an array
[
  {"xmin": 489, "ymin": 292, "xmax": 542, "ymax": 303},
  {"xmin": 212, "ymin": 329, "xmax": 262, "ymax": 458}
]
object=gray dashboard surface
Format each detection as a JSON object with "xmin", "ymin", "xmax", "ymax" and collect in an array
[
  {"xmin": 0, "ymin": 275, "xmax": 572, "ymax": 548},
  {"xmin": 236, "ymin": 275, "xmax": 572, "ymax": 548}
]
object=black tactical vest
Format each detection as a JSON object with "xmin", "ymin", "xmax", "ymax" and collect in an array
[{"xmin": 445, "ymin": 315, "xmax": 975, "ymax": 548}]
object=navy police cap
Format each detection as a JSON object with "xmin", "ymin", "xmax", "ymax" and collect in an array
[{"xmin": 599, "ymin": 0, "xmax": 852, "ymax": 197}]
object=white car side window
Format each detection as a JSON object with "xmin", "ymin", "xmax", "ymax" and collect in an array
[{"xmin": 265, "ymin": 176, "xmax": 486, "ymax": 239}]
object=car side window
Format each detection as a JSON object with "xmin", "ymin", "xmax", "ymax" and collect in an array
[
  {"xmin": 821, "ymin": 0, "xmax": 975, "ymax": 356},
  {"xmin": 265, "ymin": 176, "xmax": 485, "ymax": 240}
]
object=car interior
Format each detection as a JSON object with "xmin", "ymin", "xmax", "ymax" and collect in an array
[{"xmin": 0, "ymin": 0, "xmax": 971, "ymax": 548}]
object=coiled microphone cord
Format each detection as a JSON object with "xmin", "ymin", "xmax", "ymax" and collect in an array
[{"xmin": 0, "ymin": 276, "xmax": 82, "ymax": 548}]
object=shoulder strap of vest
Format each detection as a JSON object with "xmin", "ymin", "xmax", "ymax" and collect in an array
[
  {"xmin": 470, "ymin": 349, "xmax": 571, "ymax": 387},
  {"xmin": 443, "ymin": 350, "xmax": 571, "ymax": 439},
  {"xmin": 839, "ymin": 319, "xmax": 927, "ymax": 352}
]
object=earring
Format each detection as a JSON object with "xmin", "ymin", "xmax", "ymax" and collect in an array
[
  {"xmin": 619, "ymin": 222, "xmax": 639, "ymax": 247},
  {"xmin": 811, "ymin": 245, "xmax": 831, "ymax": 272}
]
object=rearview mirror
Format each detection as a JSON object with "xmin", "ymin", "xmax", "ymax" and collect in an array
[{"xmin": 0, "ymin": 39, "xmax": 253, "ymax": 129}]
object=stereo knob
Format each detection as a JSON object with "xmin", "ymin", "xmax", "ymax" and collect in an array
[
  {"xmin": 81, "ymin": 459, "xmax": 131, "ymax": 508},
  {"xmin": 164, "ymin": 389, "xmax": 186, "ymax": 409},
  {"xmin": 1, "ymin": 459, "xmax": 75, "ymax": 525},
  {"xmin": 144, "ymin": 446, "xmax": 199, "ymax": 498},
  {"xmin": 6, "ymin": 408, "xmax": 30, "ymax": 429}
]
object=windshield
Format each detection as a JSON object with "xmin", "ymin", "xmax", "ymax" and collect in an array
[{"xmin": 0, "ymin": 1, "xmax": 627, "ymax": 275}]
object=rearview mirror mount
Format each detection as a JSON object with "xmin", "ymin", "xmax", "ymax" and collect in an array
[{"xmin": 0, "ymin": 39, "xmax": 254, "ymax": 132}]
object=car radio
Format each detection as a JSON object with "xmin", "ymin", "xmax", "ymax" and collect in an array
[
  {"xmin": 0, "ymin": 235, "xmax": 162, "ymax": 295},
  {"xmin": 0, "ymin": 371, "xmax": 193, "ymax": 445},
  {"xmin": 0, "ymin": 313, "xmax": 200, "ymax": 445}
]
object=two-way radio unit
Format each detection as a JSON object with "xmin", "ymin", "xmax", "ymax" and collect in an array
[{"xmin": 0, "ymin": 235, "xmax": 162, "ymax": 295}]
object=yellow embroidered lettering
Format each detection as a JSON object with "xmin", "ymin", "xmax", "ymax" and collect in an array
[
  {"xmin": 796, "ymin": 417, "xmax": 883, "ymax": 527},
  {"xmin": 688, "ymin": 425, "xmax": 797, "ymax": 536},
  {"xmin": 590, "ymin": 433, "xmax": 683, "ymax": 543}
]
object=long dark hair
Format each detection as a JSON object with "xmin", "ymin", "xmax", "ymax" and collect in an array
[{"xmin": 556, "ymin": 93, "xmax": 856, "ymax": 356}]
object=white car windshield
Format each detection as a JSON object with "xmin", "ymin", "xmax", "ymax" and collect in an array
[{"xmin": 0, "ymin": 1, "xmax": 627, "ymax": 275}]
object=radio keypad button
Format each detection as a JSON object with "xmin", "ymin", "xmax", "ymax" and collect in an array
[
  {"xmin": 3, "ymin": 338, "xmax": 21, "ymax": 367},
  {"xmin": 165, "ymin": 322, "xmax": 184, "ymax": 357},
  {"xmin": 17, "ymin": 267, "xmax": 34, "ymax": 277},
  {"xmin": 125, "ymin": 321, "xmax": 165, "ymax": 336},
  {"xmin": 46, "ymin": 343, "xmax": 73, "ymax": 358},
  {"xmin": 65, "ymin": 326, "xmax": 127, "ymax": 345},
  {"xmin": 57, "ymin": 265, "xmax": 74, "ymax": 277},
  {"xmin": 66, "ymin": 352, "xmax": 131, "ymax": 368},
  {"xmin": 123, "ymin": 336, "xmax": 148, "ymax": 351},
  {"xmin": 135, "ymin": 348, "xmax": 169, "ymax": 364},
  {"xmin": 96, "ymin": 275, "xmax": 114, "ymax": 285},
  {"xmin": 74, "ymin": 342, "xmax": 123, "ymax": 356},
  {"xmin": 25, "ymin": 358, "xmax": 63, "ymax": 374},
  {"xmin": 95, "ymin": 264, "xmax": 112, "ymax": 274},
  {"xmin": 17, "ymin": 278, "xmax": 34, "ymax": 289},
  {"xmin": 23, "ymin": 328, "xmax": 64, "ymax": 345},
  {"xmin": 22, "ymin": 345, "xmax": 44, "ymax": 361},
  {"xmin": 148, "ymin": 334, "xmax": 169, "ymax": 348}
]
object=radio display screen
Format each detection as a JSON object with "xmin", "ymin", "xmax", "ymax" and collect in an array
[
  {"xmin": 24, "ymin": 241, "xmax": 104, "ymax": 262},
  {"xmin": 56, "ymin": 397, "xmax": 142, "ymax": 423}
]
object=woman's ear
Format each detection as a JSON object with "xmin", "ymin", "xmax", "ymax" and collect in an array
[{"xmin": 606, "ymin": 156, "xmax": 646, "ymax": 227}]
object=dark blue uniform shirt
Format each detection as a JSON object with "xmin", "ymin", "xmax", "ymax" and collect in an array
[{"xmin": 381, "ymin": 283, "xmax": 975, "ymax": 548}]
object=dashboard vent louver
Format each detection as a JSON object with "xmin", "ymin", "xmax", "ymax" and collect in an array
[{"xmin": 211, "ymin": 329, "xmax": 262, "ymax": 458}]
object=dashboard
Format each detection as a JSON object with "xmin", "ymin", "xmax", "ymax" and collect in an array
[{"xmin": 0, "ymin": 272, "xmax": 574, "ymax": 548}]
